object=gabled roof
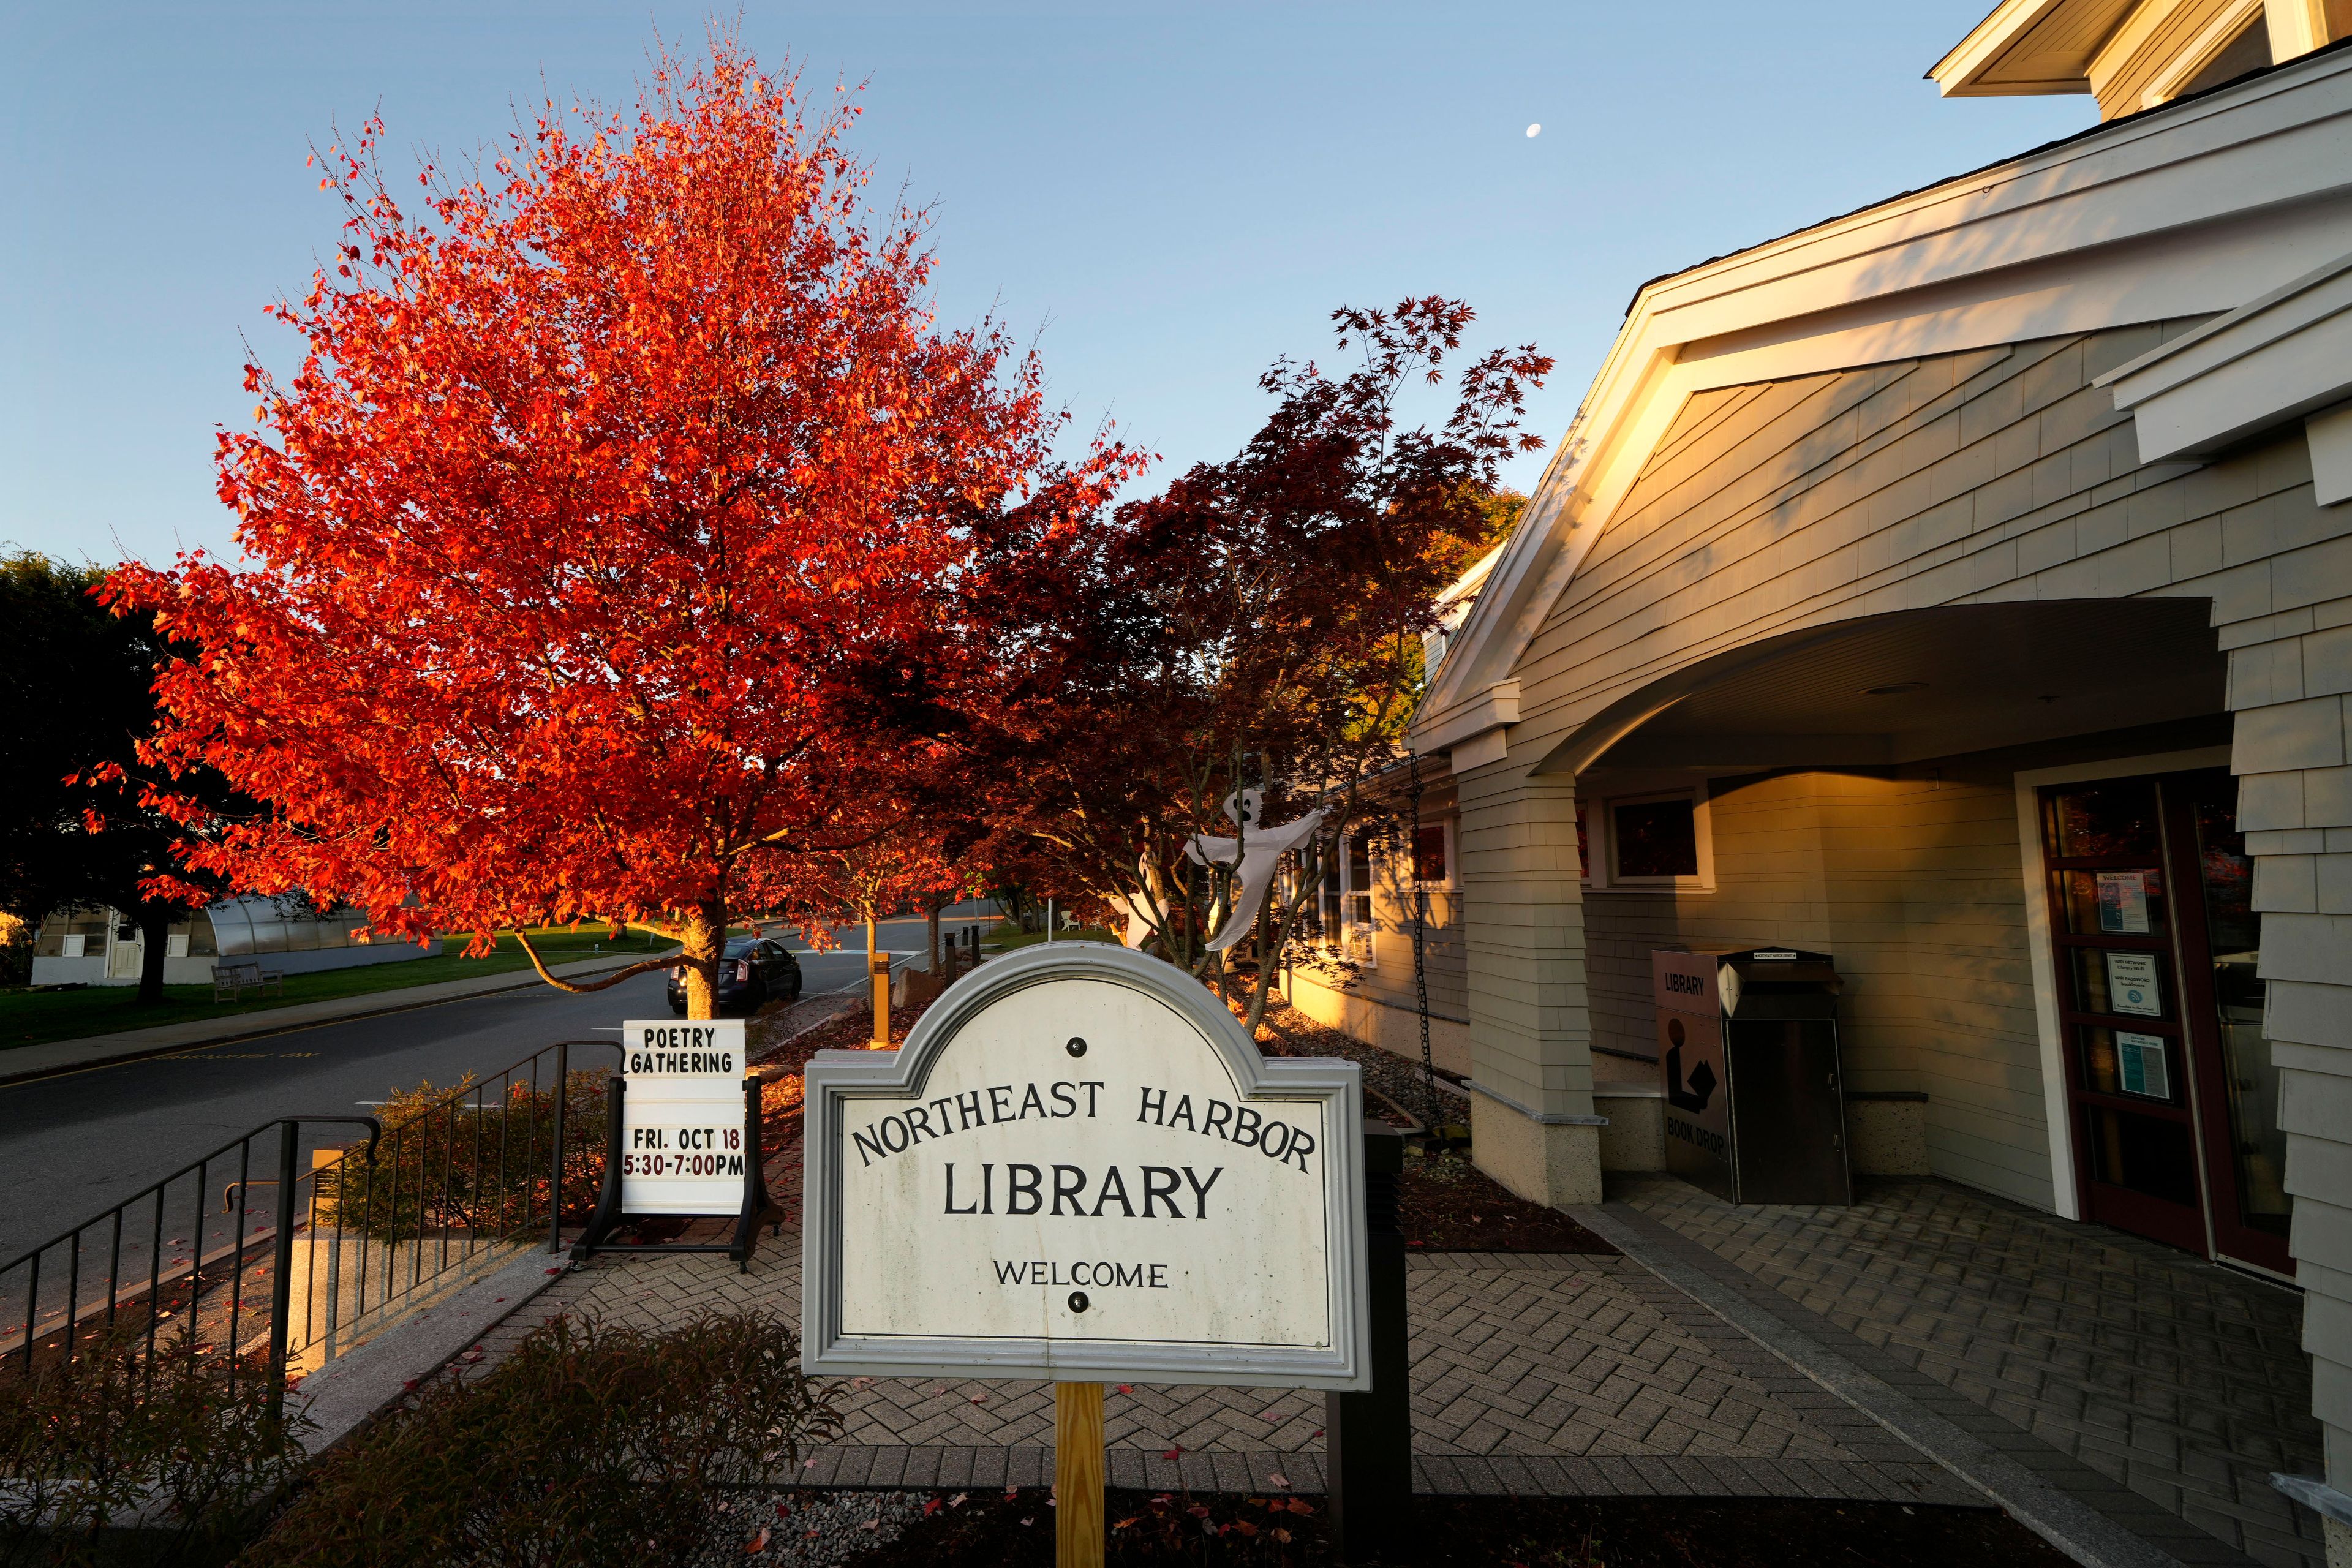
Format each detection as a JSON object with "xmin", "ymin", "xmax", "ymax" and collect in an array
[{"xmin": 1410, "ymin": 44, "xmax": 2352, "ymax": 763}]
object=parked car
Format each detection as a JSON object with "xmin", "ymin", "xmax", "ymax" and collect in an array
[{"xmin": 666, "ymin": 936, "xmax": 803, "ymax": 1017}]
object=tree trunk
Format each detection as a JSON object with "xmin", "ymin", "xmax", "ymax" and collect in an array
[
  {"xmin": 680, "ymin": 903, "xmax": 725, "ymax": 1020},
  {"xmin": 927, "ymin": 897, "xmax": 942, "ymax": 974},
  {"xmin": 135, "ymin": 905, "xmax": 173, "ymax": 1006}
]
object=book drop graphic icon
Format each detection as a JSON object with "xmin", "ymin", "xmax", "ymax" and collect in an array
[{"xmin": 1664, "ymin": 1017, "xmax": 1717, "ymax": 1114}]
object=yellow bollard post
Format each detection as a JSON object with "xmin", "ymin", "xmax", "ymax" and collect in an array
[
  {"xmin": 870, "ymin": 951, "xmax": 891, "ymax": 1047},
  {"xmin": 1055, "ymin": 1381, "xmax": 1104, "ymax": 1568}
]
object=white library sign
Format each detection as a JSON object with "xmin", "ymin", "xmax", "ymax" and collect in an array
[
  {"xmin": 619, "ymin": 1018, "xmax": 750, "ymax": 1216},
  {"xmin": 802, "ymin": 944, "xmax": 1369, "ymax": 1389}
]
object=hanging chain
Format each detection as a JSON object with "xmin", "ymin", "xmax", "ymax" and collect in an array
[{"xmin": 1408, "ymin": 751, "xmax": 1439, "ymax": 1135}]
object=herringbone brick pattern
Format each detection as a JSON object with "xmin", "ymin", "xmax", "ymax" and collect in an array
[
  {"xmin": 1409, "ymin": 1259, "xmax": 1894, "ymax": 1463},
  {"xmin": 1616, "ymin": 1174, "xmax": 2322, "ymax": 1568},
  {"xmin": 480, "ymin": 1238, "xmax": 1975, "ymax": 1506}
]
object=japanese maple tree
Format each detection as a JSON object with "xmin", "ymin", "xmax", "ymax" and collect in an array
[
  {"xmin": 968, "ymin": 298, "xmax": 1549, "ymax": 1027},
  {"xmin": 108, "ymin": 42, "xmax": 1123, "ymax": 1017}
]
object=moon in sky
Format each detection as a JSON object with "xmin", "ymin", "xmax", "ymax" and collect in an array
[{"xmin": 1526, "ymin": 123, "xmax": 1542, "ymax": 138}]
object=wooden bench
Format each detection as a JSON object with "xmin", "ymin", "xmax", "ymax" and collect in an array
[{"xmin": 213, "ymin": 959, "xmax": 286, "ymax": 1002}]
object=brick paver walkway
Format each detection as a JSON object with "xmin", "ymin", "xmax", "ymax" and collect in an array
[
  {"xmin": 1612, "ymin": 1174, "xmax": 2320, "ymax": 1568},
  {"xmin": 456, "ymin": 1130, "xmax": 2315, "ymax": 1567},
  {"xmin": 483, "ymin": 1238, "xmax": 1974, "ymax": 1506}
]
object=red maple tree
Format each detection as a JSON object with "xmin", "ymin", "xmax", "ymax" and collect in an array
[{"xmin": 108, "ymin": 42, "xmax": 1126, "ymax": 1017}]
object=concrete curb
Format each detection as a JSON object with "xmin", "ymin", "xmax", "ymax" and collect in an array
[
  {"xmin": 0, "ymin": 954, "xmax": 666, "ymax": 1088},
  {"xmin": 292, "ymin": 1247, "xmax": 580, "ymax": 1455},
  {"xmin": 1569, "ymin": 1201, "xmax": 2203, "ymax": 1568}
]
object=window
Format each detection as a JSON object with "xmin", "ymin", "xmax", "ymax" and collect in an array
[
  {"xmin": 1282, "ymin": 856, "xmax": 1322, "ymax": 944},
  {"xmin": 1582, "ymin": 786, "xmax": 1715, "ymax": 892},
  {"xmin": 1614, "ymin": 796, "xmax": 1698, "ymax": 878},
  {"xmin": 1411, "ymin": 821, "xmax": 1451, "ymax": 886},
  {"xmin": 56, "ymin": 913, "xmax": 111, "ymax": 959},
  {"xmin": 1317, "ymin": 830, "xmax": 1378, "ymax": 964}
]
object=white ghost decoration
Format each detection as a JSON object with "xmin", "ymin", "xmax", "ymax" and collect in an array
[{"xmin": 1185, "ymin": 791, "xmax": 1324, "ymax": 952}]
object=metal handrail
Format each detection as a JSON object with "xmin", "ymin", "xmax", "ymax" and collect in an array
[
  {"xmin": 279, "ymin": 1039, "xmax": 622, "ymax": 1381},
  {"xmin": 0, "ymin": 1036, "xmax": 622, "ymax": 1418},
  {"xmin": 1, "ymin": 1118, "xmax": 374, "ymax": 1281}
]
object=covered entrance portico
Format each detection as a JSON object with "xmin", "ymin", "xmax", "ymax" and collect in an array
[{"xmin": 1531, "ymin": 595, "xmax": 2291, "ymax": 1276}]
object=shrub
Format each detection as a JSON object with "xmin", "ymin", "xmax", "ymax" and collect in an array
[
  {"xmin": 312, "ymin": 1069, "xmax": 608, "ymax": 1243},
  {"xmin": 0, "ymin": 1323, "xmax": 312, "ymax": 1567},
  {"xmin": 240, "ymin": 1309, "xmax": 840, "ymax": 1567}
]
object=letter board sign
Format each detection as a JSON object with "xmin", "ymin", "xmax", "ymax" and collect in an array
[
  {"xmin": 619, "ymin": 1019, "xmax": 749, "ymax": 1216},
  {"xmin": 802, "ymin": 944, "xmax": 1369, "ymax": 1389}
]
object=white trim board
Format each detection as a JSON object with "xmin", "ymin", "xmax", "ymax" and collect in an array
[{"xmin": 2009, "ymin": 745, "xmax": 2233, "ymax": 1223}]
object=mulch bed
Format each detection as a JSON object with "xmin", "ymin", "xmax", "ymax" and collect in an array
[
  {"xmin": 1251, "ymin": 1001, "xmax": 1611, "ymax": 1255},
  {"xmin": 821, "ymin": 1488, "xmax": 2068, "ymax": 1566},
  {"xmin": 1253, "ymin": 1002, "xmax": 1468, "ymax": 1127},
  {"xmin": 1399, "ymin": 1150, "xmax": 1615, "ymax": 1254}
]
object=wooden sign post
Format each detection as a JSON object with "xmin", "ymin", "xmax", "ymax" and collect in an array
[
  {"xmin": 802, "ymin": 944, "xmax": 1368, "ymax": 1568},
  {"xmin": 1055, "ymin": 1381, "xmax": 1105, "ymax": 1567}
]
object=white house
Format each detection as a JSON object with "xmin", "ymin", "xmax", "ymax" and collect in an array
[{"xmin": 1286, "ymin": 5, "xmax": 2352, "ymax": 1558}]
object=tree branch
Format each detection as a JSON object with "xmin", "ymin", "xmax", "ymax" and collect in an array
[{"xmin": 512, "ymin": 930, "xmax": 685, "ymax": 993}]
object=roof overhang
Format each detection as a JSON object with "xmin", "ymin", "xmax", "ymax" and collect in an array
[
  {"xmin": 2098, "ymin": 246, "xmax": 2352, "ymax": 488},
  {"xmin": 1411, "ymin": 45, "xmax": 2352, "ymax": 770},
  {"xmin": 1929, "ymin": 0, "xmax": 2135, "ymax": 97}
]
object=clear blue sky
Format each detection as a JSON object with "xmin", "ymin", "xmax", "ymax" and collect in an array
[{"xmin": 1, "ymin": 2, "xmax": 2090, "ymax": 567}]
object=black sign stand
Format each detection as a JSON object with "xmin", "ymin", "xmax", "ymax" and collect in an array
[
  {"xmin": 574, "ymin": 1074, "xmax": 778, "ymax": 1273},
  {"xmin": 1327, "ymin": 1125, "xmax": 1412, "ymax": 1561}
]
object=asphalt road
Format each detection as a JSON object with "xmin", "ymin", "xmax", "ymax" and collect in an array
[{"xmin": 0, "ymin": 907, "xmax": 997, "ymax": 1268}]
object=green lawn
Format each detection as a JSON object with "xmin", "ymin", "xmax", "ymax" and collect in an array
[
  {"xmin": 0, "ymin": 927, "xmax": 677, "ymax": 1055},
  {"xmin": 981, "ymin": 922, "xmax": 1120, "ymax": 952}
]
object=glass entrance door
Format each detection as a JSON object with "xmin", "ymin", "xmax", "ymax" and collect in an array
[
  {"xmin": 2169, "ymin": 774, "xmax": 2290, "ymax": 1272},
  {"xmin": 2038, "ymin": 770, "xmax": 2290, "ymax": 1274}
]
